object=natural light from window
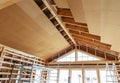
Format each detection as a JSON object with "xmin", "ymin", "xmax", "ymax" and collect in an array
[
  {"xmin": 59, "ymin": 70, "xmax": 69, "ymax": 83},
  {"xmin": 84, "ymin": 70, "xmax": 98, "ymax": 83},
  {"xmin": 71, "ymin": 70, "xmax": 82, "ymax": 83},
  {"xmin": 78, "ymin": 51, "xmax": 100, "ymax": 61},
  {"xmin": 57, "ymin": 52, "xmax": 75, "ymax": 62},
  {"xmin": 57, "ymin": 50, "xmax": 100, "ymax": 62},
  {"xmin": 49, "ymin": 69, "xmax": 58, "ymax": 83}
]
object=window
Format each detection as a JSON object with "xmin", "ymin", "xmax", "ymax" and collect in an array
[
  {"xmin": 57, "ymin": 52, "xmax": 75, "ymax": 62},
  {"xmin": 59, "ymin": 70, "xmax": 69, "ymax": 83},
  {"xmin": 49, "ymin": 69, "xmax": 58, "ymax": 83},
  {"xmin": 71, "ymin": 70, "xmax": 82, "ymax": 83},
  {"xmin": 100, "ymin": 70, "xmax": 106, "ymax": 83},
  {"xmin": 78, "ymin": 51, "xmax": 100, "ymax": 61},
  {"xmin": 85, "ymin": 70, "xmax": 98, "ymax": 83},
  {"xmin": 34, "ymin": 69, "xmax": 42, "ymax": 83}
]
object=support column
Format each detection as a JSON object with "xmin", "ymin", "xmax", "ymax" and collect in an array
[
  {"xmin": 57, "ymin": 69, "xmax": 60, "ymax": 83},
  {"xmin": 97, "ymin": 69, "xmax": 100, "ymax": 83},
  {"xmin": 82, "ymin": 66, "xmax": 84, "ymax": 83},
  {"xmin": 75, "ymin": 47, "xmax": 78, "ymax": 61},
  {"xmin": 97, "ymin": 64, "xmax": 100, "ymax": 83},
  {"xmin": 68, "ymin": 69, "xmax": 71, "ymax": 83}
]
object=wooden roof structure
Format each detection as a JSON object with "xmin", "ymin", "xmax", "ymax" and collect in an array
[{"xmin": 0, "ymin": 0, "xmax": 119, "ymax": 62}]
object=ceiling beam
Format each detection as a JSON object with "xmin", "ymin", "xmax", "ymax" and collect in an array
[
  {"xmin": 74, "ymin": 36, "xmax": 111, "ymax": 50},
  {"xmin": 65, "ymin": 24, "xmax": 89, "ymax": 33},
  {"xmin": 57, "ymin": 8, "xmax": 73, "ymax": 17},
  {"xmin": 48, "ymin": 60, "xmax": 119, "ymax": 65},
  {"xmin": 47, "ymin": 45, "xmax": 75, "ymax": 62},
  {"xmin": 76, "ymin": 40, "xmax": 119, "ymax": 56},
  {"xmin": 62, "ymin": 17, "xmax": 87, "ymax": 27},
  {"xmin": 69, "ymin": 30, "xmax": 101, "ymax": 41}
]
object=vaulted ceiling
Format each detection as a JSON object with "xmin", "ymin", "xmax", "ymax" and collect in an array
[{"xmin": 0, "ymin": 0, "xmax": 119, "ymax": 60}]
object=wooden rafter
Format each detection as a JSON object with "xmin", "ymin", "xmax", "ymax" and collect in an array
[
  {"xmin": 75, "ymin": 37, "xmax": 111, "ymax": 51},
  {"xmin": 62, "ymin": 17, "xmax": 87, "ymax": 27},
  {"xmin": 36, "ymin": 0, "xmax": 119, "ymax": 62},
  {"xmin": 65, "ymin": 24, "xmax": 88, "ymax": 33},
  {"xmin": 47, "ymin": 45, "xmax": 75, "ymax": 62},
  {"xmin": 57, "ymin": 8, "xmax": 73, "ymax": 17},
  {"xmin": 69, "ymin": 30, "xmax": 101, "ymax": 41}
]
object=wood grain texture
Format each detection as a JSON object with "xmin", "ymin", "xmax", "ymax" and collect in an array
[{"xmin": 0, "ymin": 0, "xmax": 70, "ymax": 59}]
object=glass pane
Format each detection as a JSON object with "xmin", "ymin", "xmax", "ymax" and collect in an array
[
  {"xmin": 34, "ymin": 69, "xmax": 42, "ymax": 83},
  {"xmin": 49, "ymin": 69, "xmax": 57, "ymax": 83},
  {"xmin": 59, "ymin": 70, "xmax": 69, "ymax": 83},
  {"xmin": 85, "ymin": 70, "xmax": 98, "ymax": 83},
  {"xmin": 78, "ymin": 51, "xmax": 100, "ymax": 61},
  {"xmin": 57, "ymin": 52, "xmax": 75, "ymax": 62},
  {"xmin": 71, "ymin": 70, "xmax": 82, "ymax": 83},
  {"xmin": 100, "ymin": 70, "xmax": 106, "ymax": 83}
]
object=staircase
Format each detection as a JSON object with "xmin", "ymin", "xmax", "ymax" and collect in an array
[{"xmin": 106, "ymin": 63, "xmax": 120, "ymax": 83}]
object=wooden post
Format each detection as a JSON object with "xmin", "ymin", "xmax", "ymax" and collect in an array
[
  {"xmin": 97, "ymin": 69, "xmax": 101, "ymax": 83},
  {"xmin": 75, "ymin": 47, "xmax": 78, "ymax": 61},
  {"xmin": 0, "ymin": 47, "xmax": 5, "ymax": 66},
  {"xmin": 57, "ymin": 69, "xmax": 60, "ymax": 83},
  {"xmin": 68, "ymin": 69, "xmax": 71, "ymax": 83},
  {"xmin": 82, "ymin": 64, "xmax": 84, "ymax": 83}
]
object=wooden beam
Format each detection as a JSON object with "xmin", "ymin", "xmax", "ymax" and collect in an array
[
  {"xmin": 49, "ymin": 0, "xmax": 56, "ymax": 5},
  {"xmin": 47, "ymin": 45, "xmax": 75, "ymax": 62},
  {"xmin": 65, "ymin": 24, "xmax": 89, "ymax": 33},
  {"xmin": 48, "ymin": 61, "xmax": 119, "ymax": 65},
  {"xmin": 69, "ymin": 30, "xmax": 101, "ymax": 41},
  {"xmin": 62, "ymin": 17, "xmax": 87, "ymax": 27},
  {"xmin": 73, "ymin": 35, "xmax": 111, "ymax": 49},
  {"xmin": 57, "ymin": 8, "xmax": 73, "ymax": 17},
  {"xmin": 74, "ymin": 37, "xmax": 111, "ymax": 51},
  {"xmin": 77, "ymin": 41, "xmax": 119, "ymax": 56}
]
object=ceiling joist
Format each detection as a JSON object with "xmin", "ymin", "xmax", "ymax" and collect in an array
[
  {"xmin": 65, "ymin": 24, "xmax": 88, "ymax": 33},
  {"xmin": 62, "ymin": 17, "xmax": 87, "ymax": 27},
  {"xmin": 57, "ymin": 8, "xmax": 73, "ymax": 17},
  {"xmin": 69, "ymin": 30, "xmax": 101, "ymax": 41},
  {"xmin": 73, "ymin": 35, "xmax": 111, "ymax": 49}
]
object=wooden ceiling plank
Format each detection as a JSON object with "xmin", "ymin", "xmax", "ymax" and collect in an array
[
  {"xmin": 69, "ymin": 30, "xmax": 101, "ymax": 41},
  {"xmin": 65, "ymin": 24, "xmax": 88, "ymax": 32},
  {"xmin": 0, "ymin": 0, "xmax": 23, "ymax": 10}
]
